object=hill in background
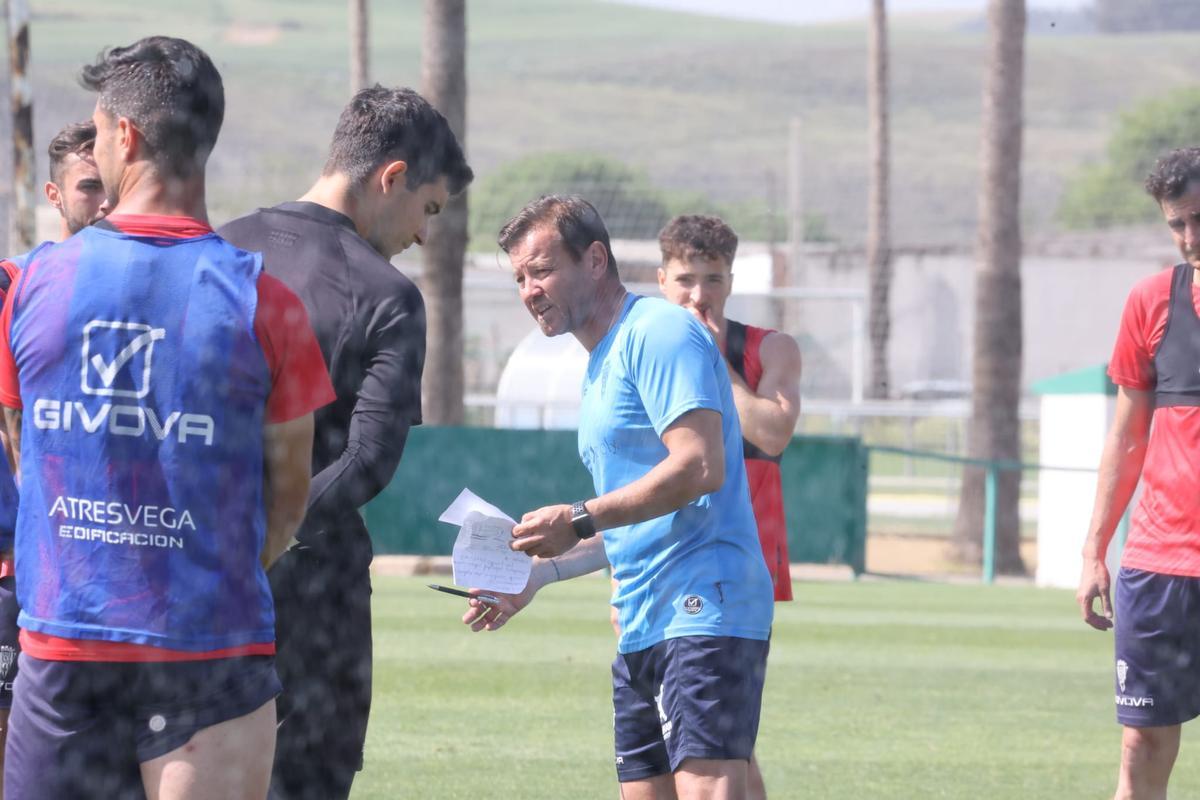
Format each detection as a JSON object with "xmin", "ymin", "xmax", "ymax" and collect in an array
[{"xmin": 2, "ymin": 0, "xmax": 1194, "ymax": 251}]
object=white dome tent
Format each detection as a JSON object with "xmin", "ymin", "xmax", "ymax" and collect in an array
[
  {"xmin": 492, "ymin": 248, "xmax": 799, "ymax": 429},
  {"xmin": 494, "ymin": 328, "xmax": 589, "ymax": 429}
]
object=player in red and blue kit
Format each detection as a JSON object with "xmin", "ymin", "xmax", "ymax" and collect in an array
[
  {"xmin": 1078, "ymin": 148, "xmax": 1200, "ymax": 798},
  {"xmin": 0, "ymin": 38, "xmax": 333, "ymax": 800},
  {"xmin": 0, "ymin": 119, "xmax": 108, "ymax": 797}
]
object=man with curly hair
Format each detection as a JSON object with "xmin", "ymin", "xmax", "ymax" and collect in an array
[{"xmin": 1079, "ymin": 146, "xmax": 1200, "ymax": 799}]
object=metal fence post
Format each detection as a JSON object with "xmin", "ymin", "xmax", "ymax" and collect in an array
[{"xmin": 982, "ymin": 465, "xmax": 997, "ymax": 584}]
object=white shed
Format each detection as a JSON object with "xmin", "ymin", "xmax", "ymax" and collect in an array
[{"xmin": 1033, "ymin": 364, "xmax": 1125, "ymax": 589}]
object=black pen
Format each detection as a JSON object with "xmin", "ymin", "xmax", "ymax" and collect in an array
[{"xmin": 427, "ymin": 583, "xmax": 501, "ymax": 605}]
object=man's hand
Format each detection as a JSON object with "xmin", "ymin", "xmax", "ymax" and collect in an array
[
  {"xmin": 511, "ymin": 504, "xmax": 578, "ymax": 559},
  {"xmin": 461, "ymin": 560, "xmax": 550, "ymax": 632},
  {"xmin": 1077, "ymin": 557, "xmax": 1114, "ymax": 631},
  {"xmin": 685, "ymin": 305, "xmax": 721, "ymax": 341}
]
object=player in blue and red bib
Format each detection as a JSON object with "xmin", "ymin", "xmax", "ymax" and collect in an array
[
  {"xmin": 0, "ymin": 119, "xmax": 109, "ymax": 797},
  {"xmin": 0, "ymin": 37, "xmax": 334, "ymax": 800}
]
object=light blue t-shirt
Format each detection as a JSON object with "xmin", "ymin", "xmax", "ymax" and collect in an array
[{"xmin": 578, "ymin": 294, "xmax": 774, "ymax": 654}]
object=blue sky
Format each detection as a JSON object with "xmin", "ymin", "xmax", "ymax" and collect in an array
[{"xmin": 610, "ymin": 0, "xmax": 1090, "ymax": 25}]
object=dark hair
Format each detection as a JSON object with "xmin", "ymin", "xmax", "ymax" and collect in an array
[
  {"xmin": 497, "ymin": 195, "xmax": 617, "ymax": 275},
  {"xmin": 47, "ymin": 120, "xmax": 96, "ymax": 183},
  {"xmin": 323, "ymin": 85, "xmax": 473, "ymax": 195},
  {"xmin": 1146, "ymin": 148, "xmax": 1200, "ymax": 204},
  {"xmin": 79, "ymin": 36, "xmax": 224, "ymax": 179},
  {"xmin": 658, "ymin": 214, "xmax": 738, "ymax": 266}
]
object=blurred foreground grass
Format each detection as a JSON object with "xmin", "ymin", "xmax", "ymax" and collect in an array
[{"xmin": 352, "ymin": 575, "xmax": 1187, "ymax": 799}]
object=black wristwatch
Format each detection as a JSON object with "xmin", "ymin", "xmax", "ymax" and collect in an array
[{"xmin": 570, "ymin": 500, "xmax": 597, "ymax": 539}]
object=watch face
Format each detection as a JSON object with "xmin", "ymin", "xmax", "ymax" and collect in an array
[{"xmin": 571, "ymin": 502, "xmax": 595, "ymax": 538}]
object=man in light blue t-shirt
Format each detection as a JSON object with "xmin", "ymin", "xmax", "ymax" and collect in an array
[{"xmin": 463, "ymin": 195, "xmax": 773, "ymax": 800}]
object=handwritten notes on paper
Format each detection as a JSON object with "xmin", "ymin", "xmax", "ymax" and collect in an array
[{"xmin": 438, "ymin": 489, "xmax": 531, "ymax": 594}]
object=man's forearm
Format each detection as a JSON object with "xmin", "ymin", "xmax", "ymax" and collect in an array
[
  {"xmin": 587, "ymin": 419, "xmax": 723, "ymax": 532},
  {"xmin": 541, "ymin": 536, "xmax": 608, "ymax": 585},
  {"xmin": 262, "ymin": 415, "xmax": 315, "ymax": 568},
  {"xmin": 1082, "ymin": 426, "xmax": 1148, "ymax": 562},
  {"xmin": 303, "ymin": 419, "xmax": 410, "ymax": 533},
  {"xmin": 589, "ymin": 460, "xmax": 705, "ymax": 531},
  {"xmin": 729, "ymin": 378, "xmax": 795, "ymax": 455},
  {"xmin": 1, "ymin": 407, "xmax": 18, "ymax": 478},
  {"xmin": 263, "ymin": 494, "xmax": 306, "ymax": 568}
]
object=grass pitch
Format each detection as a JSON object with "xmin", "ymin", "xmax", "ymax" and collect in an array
[{"xmin": 352, "ymin": 575, "xmax": 1200, "ymax": 799}]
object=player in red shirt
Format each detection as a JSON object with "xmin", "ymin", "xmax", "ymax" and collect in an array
[
  {"xmin": 1078, "ymin": 147, "xmax": 1200, "ymax": 799},
  {"xmin": 42, "ymin": 120, "xmax": 108, "ymax": 240},
  {"xmin": 658, "ymin": 214, "xmax": 801, "ymax": 800}
]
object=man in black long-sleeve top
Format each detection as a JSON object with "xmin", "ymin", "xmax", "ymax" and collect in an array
[{"xmin": 220, "ymin": 86, "xmax": 473, "ymax": 800}]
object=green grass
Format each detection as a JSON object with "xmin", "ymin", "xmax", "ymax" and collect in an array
[{"xmin": 351, "ymin": 575, "xmax": 1200, "ymax": 799}]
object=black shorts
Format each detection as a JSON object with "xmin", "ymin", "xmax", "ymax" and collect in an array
[
  {"xmin": 0, "ymin": 575, "xmax": 20, "ymax": 709},
  {"xmin": 1114, "ymin": 567, "xmax": 1200, "ymax": 727},
  {"xmin": 268, "ymin": 540, "xmax": 373, "ymax": 800},
  {"xmin": 612, "ymin": 635, "xmax": 768, "ymax": 783},
  {"xmin": 4, "ymin": 654, "xmax": 279, "ymax": 800}
]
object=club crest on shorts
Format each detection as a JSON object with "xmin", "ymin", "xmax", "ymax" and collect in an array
[
  {"xmin": 682, "ymin": 595, "xmax": 703, "ymax": 615},
  {"xmin": 0, "ymin": 644, "xmax": 15, "ymax": 679},
  {"xmin": 1116, "ymin": 659, "xmax": 1128, "ymax": 693}
]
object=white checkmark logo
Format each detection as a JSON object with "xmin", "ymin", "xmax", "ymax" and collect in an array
[
  {"xmin": 90, "ymin": 328, "xmax": 166, "ymax": 387},
  {"xmin": 80, "ymin": 320, "xmax": 167, "ymax": 398}
]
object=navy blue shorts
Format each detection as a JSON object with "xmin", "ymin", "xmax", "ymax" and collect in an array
[
  {"xmin": 612, "ymin": 635, "xmax": 768, "ymax": 782},
  {"xmin": 0, "ymin": 576, "xmax": 20, "ymax": 709},
  {"xmin": 4, "ymin": 654, "xmax": 280, "ymax": 800},
  {"xmin": 1114, "ymin": 567, "xmax": 1200, "ymax": 727}
]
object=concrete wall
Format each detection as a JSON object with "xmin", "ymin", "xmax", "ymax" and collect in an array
[{"xmin": 396, "ymin": 234, "xmax": 1178, "ymax": 403}]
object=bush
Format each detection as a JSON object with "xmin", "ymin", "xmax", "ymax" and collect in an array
[
  {"xmin": 470, "ymin": 151, "xmax": 833, "ymax": 250},
  {"xmin": 1058, "ymin": 86, "xmax": 1200, "ymax": 229},
  {"xmin": 469, "ymin": 152, "xmax": 672, "ymax": 247}
]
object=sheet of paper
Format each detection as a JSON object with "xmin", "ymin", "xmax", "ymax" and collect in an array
[
  {"xmin": 451, "ymin": 511, "xmax": 531, "ymax": 594},
  {"xmin": 439, "ymin": 487, "xmax": 515, "ymax": 526}
]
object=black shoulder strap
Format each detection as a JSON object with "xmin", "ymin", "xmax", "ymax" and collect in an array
[{"xmin": 726, "ymin": 319, "xmax": 748, "ymax": 381}]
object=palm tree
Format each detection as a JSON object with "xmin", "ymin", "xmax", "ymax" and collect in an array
[
  {"xmin": 951, "ymin": 0, "xmax": 1026, "ymax": 573},
  {"xmin": 866, "ymin": 0, "xmax": 891, "ymax": 399},
  {"xmin": 6, "ymin": 0, "xmax": 34, "ymax": 252},
  {"xmin": 349, "ymin": 0, "xmax": 369, "ymax": 93},
  {"xmin": 421, "ymin": 0, "xmax": 468, "ymax": 425}
]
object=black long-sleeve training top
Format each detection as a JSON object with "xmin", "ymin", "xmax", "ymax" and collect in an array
[{"xmin": 220, "ymin": 201, "xmax": 426, "ymax": 571}]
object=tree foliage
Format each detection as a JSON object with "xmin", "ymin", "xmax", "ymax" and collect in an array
[
  {"xmin": 469, "ymin": 151, "xmax": 830, "ymax": 250},
  {"xmin": 1058, "ymin": 86, "xmax": 1200, "ymax": 229}
]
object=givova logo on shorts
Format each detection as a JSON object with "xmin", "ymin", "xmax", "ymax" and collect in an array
[{"xmin": 1115, "ymin": 659, "xmax": 1155, "ymax": 707}]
